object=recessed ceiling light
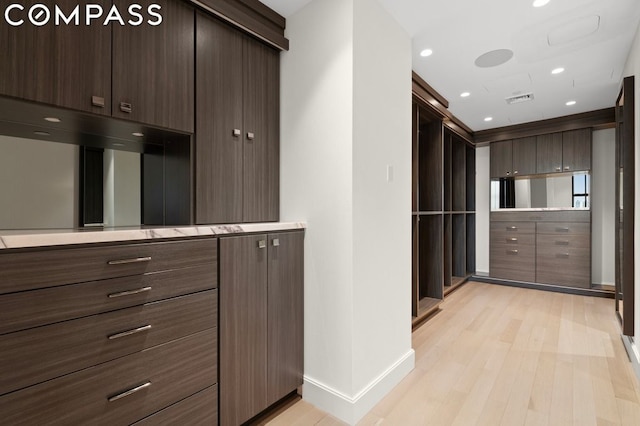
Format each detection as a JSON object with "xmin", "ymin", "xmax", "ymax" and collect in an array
[
  {"xmin": 420, "ymin": 49, "xmax": 433, "ymax": 57},
  {"xmin": 484, "ymin": 117, "xmax": 493, "ymax": 122},
  {"xmin": 44, "ymin": 117, "xmax": 61, "ymax": 123},
  {"xmin": 34, "ymin": 131, "xmax": 50, "ymax": 136},
  {"xmin": 566, "ymin": 100, "xmax": 576, "ymax": 106},
  {"xmin": 460, "ymin": 92, "xmax": 471, "ymax": 98},
  {"xmin": 533, "ymin": 0, "xmax": 550, "ymax": 7},
  {"xmin": 551, "ymin": 67, "xmax": 565, "ymax": 74},
  {"xmin": 132, "ymin": 132, "xmax": 144, "ymax": 137}
]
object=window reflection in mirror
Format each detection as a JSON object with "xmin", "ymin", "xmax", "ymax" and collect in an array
[{"xmin": 491, "ymin": 173, "xmax": 591, "ymax": 210}]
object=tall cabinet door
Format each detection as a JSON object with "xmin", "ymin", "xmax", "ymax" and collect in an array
[
  {"xmin": 490, "ymin": 140, "xmax": 512, "ymax": 178},
  {"xmin": 512, "ymin": 136, "xmax": 537, "ymax": 176},
  {"xmin": 0, "ymin": 0, "xmax": 111, "ymax": 115},
  {"xmin": 220, "ymin": 234, "xmax": 268, "ymax": 426},
  {"xmin": 267, "ymin": 232, "xmax": 304, "ymax": 406},
  {"xmin": 196, "ymin": 14, "xmax": 244, "ymax": 224},
  {"xmin": 243, "ymin": 37, "xmax": 280, "ymax": 222},
  {"xmin": 536, "ymin": 133, "xmax": 563, "ymax": 174},
  {"xmin": 112, "ymin": 0, "xmax": 194, "ymax": 132},
  {"xmin": 562, "ymin": 128, "xmax": 592, "ymax": 172}
]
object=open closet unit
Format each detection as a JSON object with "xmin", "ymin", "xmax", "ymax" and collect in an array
[{"xmin": 411, "ymin": 80, "xmax": 476, "ymax": 326}]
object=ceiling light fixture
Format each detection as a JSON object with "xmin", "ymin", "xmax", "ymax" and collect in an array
[
  {"xmin": 460, "ymin": 92, "xmax": 471, "ymax": 98},
  {"xmin": 44, "ymin": 117, "xmax": 61, "ymax": 123},
  {"xmin": 566, "ymin": 100, "xmax": 576, "ymax": 106},
  {"xmin": 420, "ymin": 49, "xmax": 433, "ymax": 57},
  {"xmin": 551, "ymin": 67, "xmax": 565, "ymax": 74},
  {"xmin": 484, "ymin": 117, "xmax": 493, "ymax": 122},
  {"xmin": 533, "ymin": 0, "xmax": 550, "ymax": 7}
]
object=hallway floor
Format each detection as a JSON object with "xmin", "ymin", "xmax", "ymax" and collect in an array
[{"xmin": 263, "ymin": 282, "xmax": 640, "ymax": 425}]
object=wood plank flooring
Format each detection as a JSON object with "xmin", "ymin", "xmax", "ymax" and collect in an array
[{"xmin": 264, "ymin": 282, "xmax": 640, "ymax": 425}]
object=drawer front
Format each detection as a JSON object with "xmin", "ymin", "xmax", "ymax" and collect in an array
[
  {"xmin": 536, "ymin": 233, "xmax": 590, "ymax": 250},
  {"xmin": 536, "ymin": 246, "xmax": 590, "ymax": 288},
  {"xmin": 0, "ymin": 264, "xmax": 217, "ymax": 335},
  {"xmin": 490, "ymin": 243, "xmax": 535, "ymax": 274},
  {"xmin": 536, "ymin": 222, "xmax": 590, "ymax": 236},
  {"xmin": 0, "ymin": 290, "xmax": 217, "ymax": 395},
  {"xmin": 490, "ymin": 266, "xmax": 536, "ymax": 283},
  {"xmin": 0, "ymin": 328, "xmax": 217, "ymax": 425},
  {"xmin": 132, "ymin": 385, "xmax": 218, "ymax": 425},
  {"xmin": 491, "ymin": 231, "xmax": 536, "ymax": 247},
  {"xmin": 490, "ymin": 221, "xmax": 535, "ymax": 235},
  {"xmin": 0, "ymin": 238, "xmax": 217, "ymax": 294}
]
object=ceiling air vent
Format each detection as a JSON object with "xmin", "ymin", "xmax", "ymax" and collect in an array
[{"xmin": 505, "ymin": 93, "xmax": 534, "ymax": 105}]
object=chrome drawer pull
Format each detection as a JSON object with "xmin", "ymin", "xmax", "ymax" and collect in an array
[
  {"xmin": 232, "ymin": 128, "xmax": 241, "ymax": 137},
  {"xmin": 507, "ymin": 249, "xmax": 519, "ymax": 254},
  {"xmin": 108, "ymin": 381, "xmax": 151, "ymax": 402},
  {"xmin": 556, "ymin": 253, "xmax": 570, "ymax": 258},
  {"xmin": 272, "ymin": 238, "xmax": 280, "ymax": 247},
  {"xmin": 247, "ymin": 132, "xmax": 255, "ymax": 140},
  {"xmin": 258, "ymin": 240, "xmax": 267, "ymax": 249},
  {"xmin": 108, "ymin": 287, "xmax": 152, "ymax": 298},
  {"xmin": 555, "ymin": 241, "xmax": 570, "ymax": 246},
  {"xmin": 107, "ymin": 256, "xmax": 152, "ymax": 265},
  {"xmin": 507, "ymin": 226, "xmax": 518, "ymax": 231},
  {"xmin": 556, "ymin": 227, "xmax": 570, "ymax": 232},
  {"xmin": 507, "ymin": 238, "xmax": 518, "ymax": 242},
  {"xmin": 108, "ymin": 325, "xmax": 152, "ymax": 340}
]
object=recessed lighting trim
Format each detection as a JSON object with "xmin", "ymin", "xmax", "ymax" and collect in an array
[
  {"xmin": 420, "ymin": 49, "xmax": 433, "ymax": 57},
  {"xmin": 132, "ymin": 132, "xmax": 144, "ymax": 137},
  {"xmin": 484, "ymin": 117, "xmax": 493, "ymax": 122},
  {"xmin": 551, "ymin": 67, "xmax": 565, "ymax": 74},
  {"xmin": 44, "ymin": 117, "xmax": 61, "ymax": 123},
  {"xmin": 566, "ymin": 100, "xmax": 576, "ymax": 106},
  {"xmin": 460, "ymin": 92, "xmax": 471, "ymax": 98},
  {"xmin": 533, "ymin": 0, "xmax": 550, "ymax": 7}
]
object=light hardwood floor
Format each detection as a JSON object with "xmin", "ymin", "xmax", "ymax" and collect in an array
[{"xmin": 264, "ymin": 282, "xmax": 640, "ymax": 425}]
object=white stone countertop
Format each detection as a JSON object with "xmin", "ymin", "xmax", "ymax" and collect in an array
[{"xmin": 0, "ymin": 222, "xmax": 306, "ymax": 250}]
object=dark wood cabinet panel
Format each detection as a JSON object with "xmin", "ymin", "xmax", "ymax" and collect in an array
[
  {"xmin": 418, "ymin": 121, "xmax": 443, "ymax": 211},
  {"xmin": 220, "ymin": 235, "xmax": 268, "ymax": 426},
  {"xmin": 0, "ymin": 0, "xmax": 111, "ymax": 115},
  {"xmin": 267, "ymin": 232, "xmax": 304, "ymax": 406},
  {"xmin": 243, "ymin": 37, "xmax": 280, "ymax": 222},
  {"xmin": 196, "ymin": 13, "xmax": 244, "ymax": 224},
  {"xmin": 490, "ymin": 140, "xmax": 512, "ymax": 178},
  {"xmin": 562, "ymin": 128, "xmax": 591, "ymax": 172},
  {"xmin": 536, "ymin": 133, "xmax": 563, "ymax": 174},
  {"xmin": 112, "ymin": 0, "xmax": 194, "ymax": 132},
  {"xmin": 132, "ymin": 384, "xmax": 218, "ymax": 426},
  {"xmin": 512, "ymin": 136, "xmax": 536, "ymax": 176}
]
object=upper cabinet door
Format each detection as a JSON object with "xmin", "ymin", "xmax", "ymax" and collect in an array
[
  {"xmin": 112, "ymin": 0, "xmax": 194, "ymax": 132},
  {"xmin": 242, "ymin": 36, "xmax": 280, "ymax": 222},
  {"xmin": 562, "ymin": 128, "xmax": 592, "ymax": 172},
  {"xmin": 195, "ymin": 13, "xmax": 244, "ymax": 224},
  {"xmin": 512, "ymin": 136, "xmax": 536, "ymax": 177},
  {"xmin": 490, "ymin": 140, "xmax": 512, "ymax": 178},
  {"xmin": 536, "ymin": 133, "xmax": 563, "ymax": 174},
  {"xmin": 0, "ymin": 0, "xmax": 111, "ymax": 115}
]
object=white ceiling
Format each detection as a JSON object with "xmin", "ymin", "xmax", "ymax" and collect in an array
[{"xmin": 261, "ymin": 0, "xmax": 640, "ymax": 131}]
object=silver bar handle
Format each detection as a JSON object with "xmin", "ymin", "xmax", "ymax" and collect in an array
[
  {"xmin": 108, "ymin": 325, "xmax": 152, "ymax": 340},
  {"xmin": 564, "ymin": 166, "xmax": 570, "ymax": 171},
  {"xmin": 507, "ymin": 250, "xmax": 519, "ymax": 254},
  {"xmin": 108, "ymin": 381, "xmax": 152, "ymax": 402},
  {"xmin": 555, "ymin": 240, "xmax": 570, "ymax": 246},
  {"xmin": 272, "ymin": 238, "xmax": 280, "ymax": 247},
  {"xmin": 108, "ymin": 256, "xmax": 152, "ymax": 265},
  {"xmin": 108, "ymin": 287, "xmax": 152, "ymax": 298},
  {"xmin": 247, "ymin": 132, "xmax": 255, "ymax": 140},
  {"xmin": 507, "ymin": 238, "xmax": 518, "ymax": 242},
  {"xmin": 258, "ymin": 240, "xmax": 267, "ymax": 249},
  {"xmin": 507, "ymin": 226, "xmax": 518, "ymax": 231},
  {"xmin": 555, "ymin": 227, "xmax": 570, "ymax": 232},
  {"xmin": 119, "ymin": 102, "xmax": 132, "ymax": 113},
  {"xmin": 556, "ymin": 253, "xmax": 570, "ymax": 258},
  {"xmin": 91, "ymin": 96, "xmax": 105, "ymax": 108},
  {"xmin": 555, "ymin": 166, "xmax": 561, "ymax": 171}
]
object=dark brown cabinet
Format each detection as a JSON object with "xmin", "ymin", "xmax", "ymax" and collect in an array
[
  {"xmin": 562, "ymin": 128, "xmax": 592, "ymax": 172},
  {"xmin": 536, "ymin": 133, "xmax": 563, "ymax": 174},
  {"xmin": 490, "ymin": 140, "xmax": 513, "ymax": 178},
  {"xmin": 112, "ymin": 0, "xmax": 194, "ymax": 132},
  {"xmin": 196, "ymin": 14, "xmax": 279, "ymax": 224},
  {"xmin": 220, "ymin": 231, "xmax": 303, "ymax": 426},
  {"xmin": 0, "ymin": 0, "xmax": 111, "ymax": 116},
  {"xmin": 512, "ymin": 136, "xmax": 536, "ymax": 176}
]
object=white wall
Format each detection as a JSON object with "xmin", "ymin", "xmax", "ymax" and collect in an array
[
  {"xmin": 475, "ymin": 146, "xmax": 490, "ymax": 275},
  {"xmin": 0, "ymin": 136, "xmax": 78, "ymax": 229},
  {"xmin": 280, "ymin": 0, "xmax": 414, "ymax": 423},
  {"xmin": 591, "ymin": 128, "xmax": 616, "ymax": 285}
]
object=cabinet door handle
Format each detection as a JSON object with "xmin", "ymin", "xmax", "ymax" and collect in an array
[
  {"xmin": 506, "ymin": 171, "xmax": 511, "ymax": 176},
  {"xmin": 506, "ymin": 238, "xmax": 518, "ymax": 242},
  {"xmin": 555, "ymin": 240, "xmax": 570, "ymax": 246},
  {"xmin": 107, "ymin": 256, "xmax": 152, "ymax": 265},
  {"xmin": 555, "ymin": 227, "xmax": 570, "ymax": 232},
  {"xmin": 507, "ymin": 226, "xmax": 518, "ymax": 231},
  {"xmin": 564, "ymin": 166, "xmax": 570, "ymax": 171},
  {"xmin": 92, "ymin": 96, "xmax": 105, "ymax": 108},
  {"xmin": 108, "ymin": 287, "xmax": 152, "ymax": 298},
  {"xmin": 247, "ymin": 132, "xmax": 255, "ymax": 140},
  {"xmin": 555, "ymin": 167, "xmax": 561, "ymax": 171},
  {"xmin": 108, "ymin": 381, "xmax": 152, "ymax": 402},
  {"xmin": 507, "ymin": 249, "xmax": 519, "ymax": 254},
  {"xmin": 514, "ymin": 170, "xmax": 519, "ymax": 175},
  {"xmin": 232, "ymin": 128, "xmax": 241, "ymax": 137},
  {"xmin": 108, "ymin": 324, "xmax": 152, "ymax": 340},
  {"xmin": 272, "ymin": 238, "xmax": 280, "ymax": 247},
  {"xmin": 556, "ymin": 253, "xmax": 570, "ymax": 258},
  {"xmin": 258, "ymin": 240, "xmax": 267, "ymax": 249},
  {"xmin": 119, "ymin": 102, "xmax": 132, "ymax": 113}
]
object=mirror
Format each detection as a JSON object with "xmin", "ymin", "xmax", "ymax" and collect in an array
[
  {"xmin": 616, "ymin": 75, "xmax": 635, "ymax": 336},
  {"xmin": 491, "ymin": 173, "xmax": 590, "ymax": 210}
]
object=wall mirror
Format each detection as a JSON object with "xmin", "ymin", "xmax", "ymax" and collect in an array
[
  {"xmin": 490, "ymin": 173, "xmax": 591, "ymax": 210},
  {"xmin": 616, "ymin": 75, "xmax": 635, "ymax": 336}
]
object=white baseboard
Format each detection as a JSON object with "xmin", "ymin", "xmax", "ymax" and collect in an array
[
  {"xmin": 302, "ymin": 349, "xmax": 415, "ymax": 425},
  {"xmin": 622, "ymin": 335, "xmax": 640, "ymax": 382}
]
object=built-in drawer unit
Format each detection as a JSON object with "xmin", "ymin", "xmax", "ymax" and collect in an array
[
  {"xmin": 0, "ymin": 237, "xmax": 218, "ymax": 424},
  {"xmin": 536, "ymin": 222, "xmax": 590, "ymax": 288},
  {"xmin": 490, "ymin": 222, "xmax": 535, "ymax": 282},
  {"xmin": 132, "ymin": 385, "xmax": 219, "ymax": 425}
]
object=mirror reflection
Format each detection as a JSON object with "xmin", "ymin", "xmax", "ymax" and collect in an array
[{"xmin": 491, "ymin": 173, "xmax": 591, "ymax": 210}]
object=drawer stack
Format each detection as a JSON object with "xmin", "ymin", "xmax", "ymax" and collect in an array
[
  {"xmin": 0, "ymin": 238, "xmax": 218, "ymax": 425},
  {"xmin": 490, "ymin": 221, "xmax": 536, "ymax": 282},
  {"xmin": 536, "ymin": 222, "xmax": 590, "ymax": 288}
]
